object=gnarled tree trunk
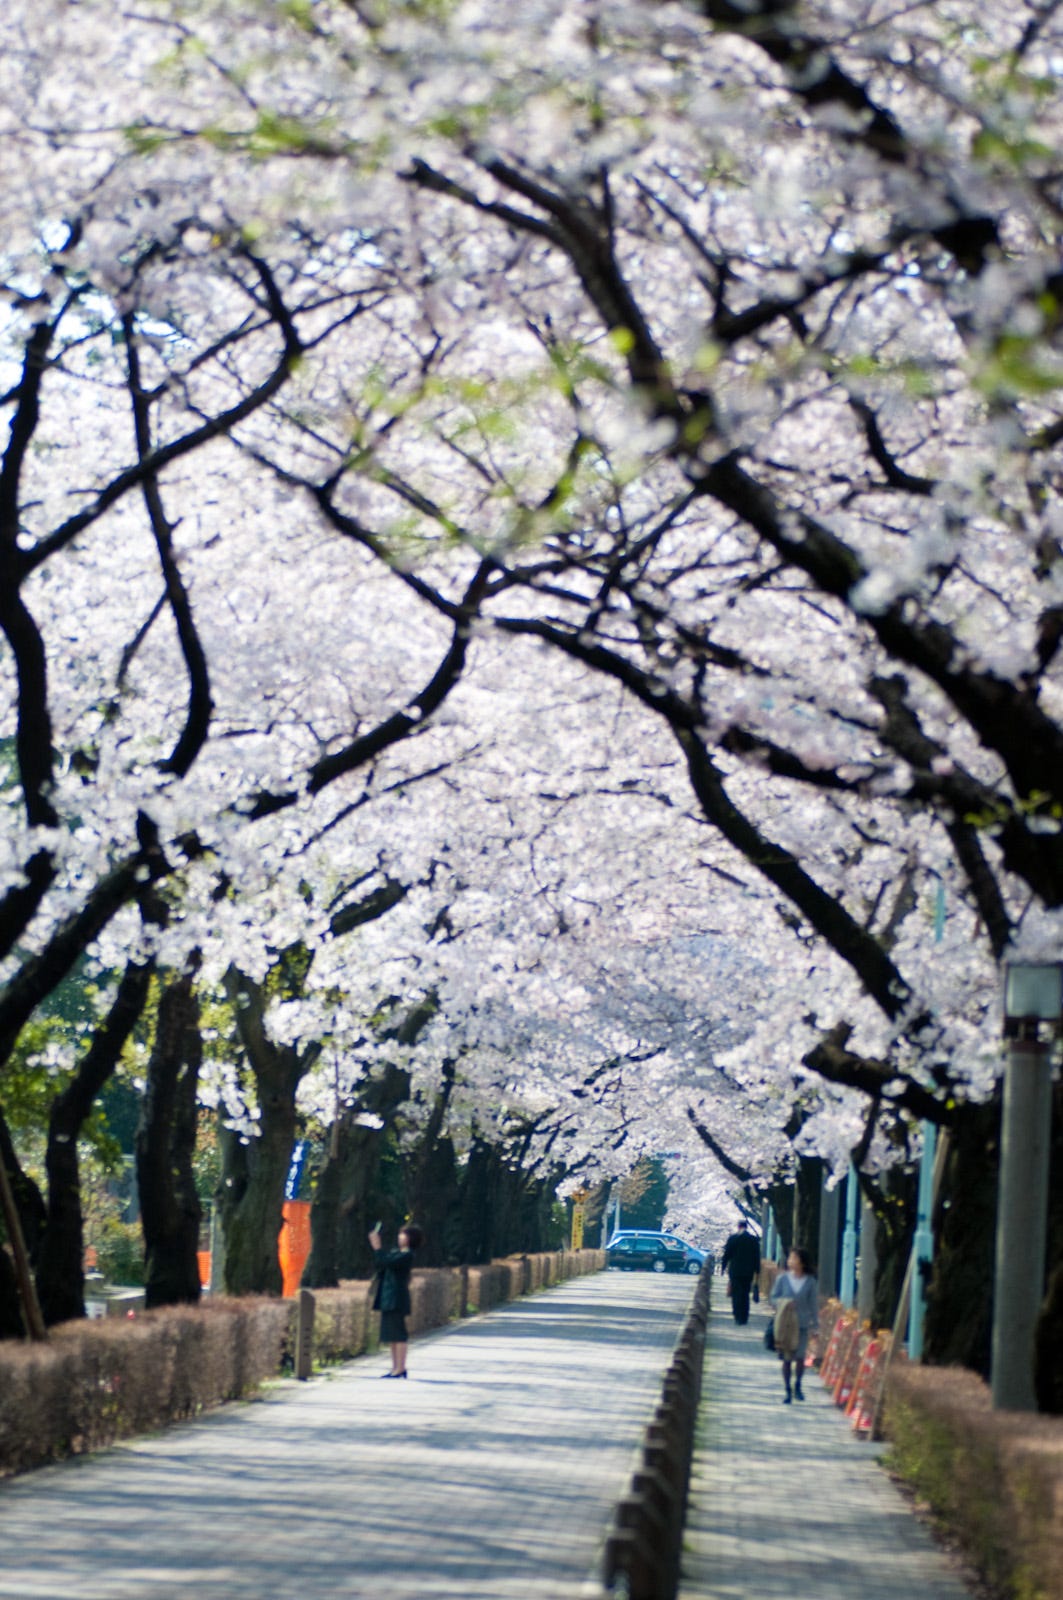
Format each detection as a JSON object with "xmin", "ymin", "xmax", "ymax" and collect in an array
[
  {"xmin": 35, "ymin": 960, "xmax": 153, "ymax": 1325},
  {"xmin": 217, "ymin": 969, "xmax": 318, "ymax": 1297},
  {"xmin": 136, "ymin": 968, "xmax": 202, "ymax": 1309},
  {"xmin": 923, "ymin": 1100, "xmax": 998, "ymax": 1378},
  {"xmin": 304, "ymin": 1062, "xmax": 411, "ymax": 1287},
  {"xmin": 0, "ymin": 1107, "xmax": 46, "ymax": 1336}
]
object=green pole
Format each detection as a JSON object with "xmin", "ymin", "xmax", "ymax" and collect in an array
[
  {"xmin": 907, "ymin": 1122, "xmax": 936, "ymax": 1359},
  {"xmin": 840, "ymin": 1166, "xmax": 858, "ymax": 1308}
]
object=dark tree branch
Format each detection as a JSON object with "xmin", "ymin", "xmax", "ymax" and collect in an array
[
  {"xmin": 0, "ymin": 815, "xmax": 170, "ymax": 1070},
  {"xmin": 687, "ymin": 1106, "xmax": 753, "ymax": 1182},
  {"xmin": 36, "ymin": 957, "xmax": 156, "ymax": 1324},
  {"xmin": 695, "ymin": 0, "xmax": 999, "ymax": 271},
  {"xmin": 246, "ymin": 559, "xmax": 493, "ymax": 816},
  {"xmin": 330, "ymin": 877, "xmax": 410, "ymax": 938},
  {"xmin": 698, "ymin": 455, "xmax": 1063, "ymax": 831},
  {"xmin": 23, "ymin": 297, "xmax": 304, "ymax": 574},
  {"xmin": 0, "ymin": 850, "xmax": 58, "ymax": 968},
  {"xmin": 0, "ymin": 312, "xmax": 64, "ymax": 826},
  {"xmin": 491, "ymin": 610, "xmax": 912, "ymax": 1019},
  {"xmin": 802, "ymin": 1022, "xmax": 951, "ymax": 1126},
  {"xmin": 123, "ymin": 313, "xmax": 214, "ymax": 778},
  {"xmin": 849, "ymin": 399, "xmax": 936, "ymax": 494}
]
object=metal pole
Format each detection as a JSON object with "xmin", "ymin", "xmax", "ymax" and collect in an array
[
  {"xmin": 840, "ymin": 1165, "xmax": 859, "ymax": 1309},
  {"xmin": 295, "ymin": 1288, "xmax": 315, "ymax": 1380},
  {"xmin": 991, "ymin": 1039, "xmax": 1054, "ymax": 1411},
  {"xmin": 907, "ymin": 1121, "xmax": 937, "ymax": 1359},
  {"xmin": 857, "ymin": 1192, "xmax": 878, "ymax": 1323}
]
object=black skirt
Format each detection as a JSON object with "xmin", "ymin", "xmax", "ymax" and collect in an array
[{"xmin": 380, "ymin": 1309, "xmax": 408, "ymax": 1343}]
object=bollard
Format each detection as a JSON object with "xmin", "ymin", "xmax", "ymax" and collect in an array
[
  {"xmin": 617, "ymin": 1489, "xmax": 667, "ymax": 1552},
  {"xmin": 604, "ymin": 1525, "xmax": 661, "ymax": 1600},
  {"xmin": 603, "ymin": 1281, "xmax": 709, "ymax": 1600},
  {"xmin": 295, "ymin": 1287, "xmax": 315, "ymax": 1380}
]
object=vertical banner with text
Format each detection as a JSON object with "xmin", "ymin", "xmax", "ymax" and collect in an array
[{"xmin": 570, "ymin": 1189, "xmax": 587, "ymax": 1251}]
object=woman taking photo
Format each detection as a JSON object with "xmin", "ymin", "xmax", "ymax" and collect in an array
[{"xmin": 368, "ymin": 1222, "xmax": 424, "ymax": 1378}]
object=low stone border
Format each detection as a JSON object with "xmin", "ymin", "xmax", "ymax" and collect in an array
[{"xmin": 601, "ymin": 1267, "xmax": 711, "ymax": 1600}]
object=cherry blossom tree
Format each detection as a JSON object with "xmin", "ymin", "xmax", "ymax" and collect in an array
[{"xmin": 3, "ymin": 0, "xmax": 1063, "ymax": 1394}]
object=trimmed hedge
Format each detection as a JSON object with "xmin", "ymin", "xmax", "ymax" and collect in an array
[
  {"xmin": 883, "ymin": 1360, "xmax": 1063, "ymax": 1600},
  {"xmin": 0, "ymin": 1298, "xmax": 291, "ymax": 1478},
  {"xmin": 0, "ymin": 1249, "xmax": 604, "ymax": 1479}
]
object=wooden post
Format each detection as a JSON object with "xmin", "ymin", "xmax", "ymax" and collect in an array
[
  {"xmin": 0, "ymin": 1152, "xmax": 47, "ymax": 1342},
  {"xmin": 294, "ymin": 1287, "xmax": 315, "ymax": 1380}
]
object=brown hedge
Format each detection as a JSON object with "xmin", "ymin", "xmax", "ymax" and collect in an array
[
  {"xmin": 0, "ymin": 1298, "xmax": 290, "ymax": 1478},
  {"xmin": 0, "ymin": 1248, "xmax": 605, "ymax": 1479},
  {"xmin": 883, "ymin": 1360, "xmax": 1063, "ymax": 1600}
]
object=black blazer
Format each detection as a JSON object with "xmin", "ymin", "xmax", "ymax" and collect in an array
[
  {"xmin": 721, "ymin": 1231, "xmax": 761, "ymax": 1280},
  {"xmin": 372, "ymin": 1247, "xmax": 413, "ymax": 1315}
]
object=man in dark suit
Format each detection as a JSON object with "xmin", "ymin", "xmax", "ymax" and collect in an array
[{"xmin": 720, "ymin": 1220, "xmax": 761, "ymax": 1325}]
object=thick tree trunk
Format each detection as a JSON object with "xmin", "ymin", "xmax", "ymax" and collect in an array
[
  {"xmin": 0, "ymin": 1108, "xmax": 46, "ymax": 1260},
  {"xmin": 216, "ymin": 1115, "xmax": 288, "ymax": 1297},
  {"xmin": 866, "ymin": 1166, "xmax": 916, "ymax": 1331},
  {"xmin": 513, "ymin": 1172, "xmax": 555, "ymax": 1254},
  {"xmin": 402, "ymin": 1062, "xmax": 459, "ymax": 1265},
  {"xmin": 0, "ymin": 1151, "xmax": 45, "ymax": 1339},
  {"xmin": 218, "ymin": 970, "xmax": 315, "ymax": 1297},
  {"xmin": 0, "ymin": 1245, "xmax": 26, "ymax": 1339},
  {"xmin": 404, "ymin": 1132, "xmax": 461, "ymax": 1266},
  {"xmin": 459, "ymin": 1140, "xmax": 494, "ymax": 1264},
  {"xmin": 792, "ymin": 1156, "xmax": 823, "ymax": 1259},
  {"xmin": 0, "ymin": 1107, "xmax": 46, "ymax": 1335},
  {"xmin": 36, "ymin": 1119, "xmax": 89, "ymax": 1328},
  {"xmin": 35, "ymin": 961, "xmax": 153, "ymax": 1325},
  {"xmin": 136, "ymin": 969, "xmax": 203, "ymax": 1309},
  {"xmin": 303, "ymin": 1062, "xmax": 410, "ymax": 1287},
  {"xmin": 1035, "ymin": 1262, "xmax": 1063, "ymax": 1414},
  {"xmin": 1034, "ymin": 1083, "xmax": 1063, "ymax": 1412},
  {"xmin": 455, "ymin": 1140, "xmax": 539, "ymax": 1262},
  {"xmin": 766, "ymin": 1179, "xmax": 795, "ymax": 1258},
  {"xmin": 905, "ymin": 1087, "xmax": 1063, "ymax": 1411},
  {"xmin": 923, "ymin": 1100, "xmax": 998, "ymax": 1376}
]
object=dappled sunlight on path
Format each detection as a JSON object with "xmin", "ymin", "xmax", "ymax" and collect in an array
[
  {"xmin": 0, "ymin": 1273, "xmax": 691, "ymax": 1600},
  {"xmin": 679, "ymin": 1310, "xmax": 977, "ymax": 1600}
]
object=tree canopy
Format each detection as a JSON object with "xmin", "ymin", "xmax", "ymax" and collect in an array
[{"xmin": 2, "ymin": 0, "xmax": 1063, "ymax": 1306}]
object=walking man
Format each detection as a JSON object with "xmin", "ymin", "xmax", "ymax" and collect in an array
[{"xmin": 721, "ymin": 1219, "xmax": 761, "ymax": 1325}]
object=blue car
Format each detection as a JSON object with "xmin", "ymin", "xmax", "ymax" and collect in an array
[{"xmin": 606, "ymin": 1230, "xmax": 705, "ymax": 1275}]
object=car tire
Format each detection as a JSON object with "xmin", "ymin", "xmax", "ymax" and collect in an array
[
  {"xmin": 652, "ymin": 1259, "xmax": 666, "ymax": 1273},
  {"xmin": 686, "ymin": 1260, "xmax": 701, "ymax": 1275}
]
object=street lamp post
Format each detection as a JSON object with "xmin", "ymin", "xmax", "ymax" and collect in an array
[
  {"xmin": 907, "ymin": 1121, "xmax": 936, "ymax": 1361},
  {"xmin": 991, "ymin": 961, "xmax": 1061, "ymax": 1411}
]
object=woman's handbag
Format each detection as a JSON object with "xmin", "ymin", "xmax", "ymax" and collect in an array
[{"xmin": 763, "ymin": 1319, "xmax": 776, "ymax": 1352}]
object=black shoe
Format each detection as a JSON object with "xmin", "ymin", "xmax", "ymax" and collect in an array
[
  {"xmin": 381, "ymin": 1371, "xmax": 408, "ymax": 1379},
  {"xmin": 794, "ymin": 1386, "xmax": 804, "ymax": 1401},
  {"xmin": 783, "ymin": 1393, "xmax": 792, "ymax": 1404}
]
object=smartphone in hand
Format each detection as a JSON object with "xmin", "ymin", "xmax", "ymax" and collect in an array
[{"xmin": 373, "ymin": 1221, "xmax": 382, "ymax": 1233}]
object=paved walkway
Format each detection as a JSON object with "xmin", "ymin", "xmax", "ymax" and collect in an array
[
  {"xmin": 679, "ymin": 1309, "xmax": 976, "ymax": 1600},
  {"xmin": 0, "ymin": 1277, "xmax": 984, "ymax": 1600},
  {"xmin": 0, "ymin": 1273, "xmax": 693, "ymax": 1600}
]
